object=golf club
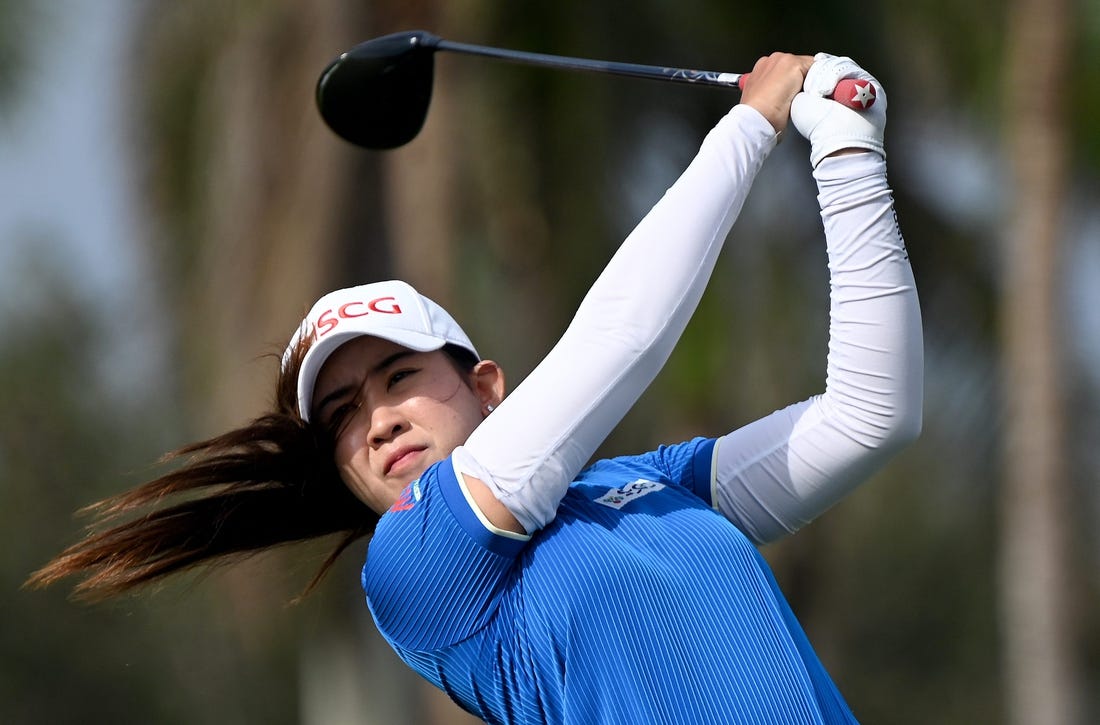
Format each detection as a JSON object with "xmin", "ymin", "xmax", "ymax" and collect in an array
[{"xmin": 316, "ymin": 30, "xmax": 877, "ymax": 149}]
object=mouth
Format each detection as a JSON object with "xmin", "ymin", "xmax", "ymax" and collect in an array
[{"xmin": 383, "ymin": 445, "xmax": 428, "ymax": 477}]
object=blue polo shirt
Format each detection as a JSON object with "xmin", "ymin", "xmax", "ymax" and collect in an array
[{"xmin": 363, "ymin": 437, "xmax": 858, "ymax": 724}]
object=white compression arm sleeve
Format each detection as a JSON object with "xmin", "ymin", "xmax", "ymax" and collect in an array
[
  {"xmin": 454, "ymin": 105, "xmax": 779, "ymax": 534},
  {"xmin": 712, "ymin": 151, "xmax": 923, "ymax": 544}
]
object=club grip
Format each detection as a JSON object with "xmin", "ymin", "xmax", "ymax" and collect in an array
[
  {"xmin": 830, "ymin": 78, "xmax": 877, "ymax": 109},
  {"xmin": 736, "ymin": 75, "xmax": 877, "ymax": 110}
]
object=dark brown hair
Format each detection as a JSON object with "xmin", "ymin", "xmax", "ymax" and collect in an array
[{"xmin": 25, "ymin": 338, "xmax": 478, "ymax": 602}]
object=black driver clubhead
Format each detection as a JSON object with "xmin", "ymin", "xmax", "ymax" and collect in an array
[{"xmin": 316, "ymin": 30, "xmax": 440, "ymax": 149}]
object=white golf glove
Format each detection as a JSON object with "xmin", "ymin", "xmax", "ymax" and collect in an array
[{"xmin": 791, "ymin": 53, "xmax": 886, "ymax": 167}]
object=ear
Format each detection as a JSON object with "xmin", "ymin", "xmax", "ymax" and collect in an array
[{"xmin": 471, "ymin": 360, "xmax": 506, "ymax": 415}]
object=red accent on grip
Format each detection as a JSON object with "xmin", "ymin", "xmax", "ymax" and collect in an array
[
  {"xmin": 737, "ymin": 74, "xmax": 877, "ymax": 111},
  {"xmin": 831, "ymin": 78, "xmax": 877, "ymax": 109}
]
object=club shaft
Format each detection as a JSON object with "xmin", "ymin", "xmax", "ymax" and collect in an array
[{"xmin": 435, "ymin": 39, "xmax": 742, "ymax": 88}]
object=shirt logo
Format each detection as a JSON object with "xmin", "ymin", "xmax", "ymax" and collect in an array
[
  {"xmin": 594, "ymin": 479, "xmax": 666, "ymax": 510},
  {"xmin": 389, "ymin": 480, "xmax": 420, "ymax": 513}
]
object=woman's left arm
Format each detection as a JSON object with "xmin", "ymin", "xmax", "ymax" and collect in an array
[{"xmin": 711, "ymin": 149, "xmax": 923, "ymax": 543}]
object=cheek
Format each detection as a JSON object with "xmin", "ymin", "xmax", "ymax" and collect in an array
[
  {"xmin": 331, "ymin": 414, "xmax": 370, "ymax": 470},
  {"xmin": 330, "ymin": 417, "xmax": 379, "ymax": 504},
  {"xmin": 423, "ymin": 385, "xmax": 485, "ymax": 446}
]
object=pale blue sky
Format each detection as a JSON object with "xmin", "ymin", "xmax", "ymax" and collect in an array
[
  {"xmin": 1, "ymin": 1, "xmax": 137, "ymax": 304},
  {"xmin": 0, "ymin": 0, "xmax": 165, "ymax": 395}
]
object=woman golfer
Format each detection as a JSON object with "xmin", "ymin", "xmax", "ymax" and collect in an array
[{"xmin": 31, "ymin": 52, "xmax": 922, "ymax": 724}]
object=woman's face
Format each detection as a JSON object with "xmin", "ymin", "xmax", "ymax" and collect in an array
[{"xmin": 311, "ymin": 336, "xmax": 500, "ymax": 514}]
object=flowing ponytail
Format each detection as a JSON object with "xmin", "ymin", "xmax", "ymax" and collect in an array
[{"xmin": 25, "ymin": 339, "xmax": 376, "ymax": 602}]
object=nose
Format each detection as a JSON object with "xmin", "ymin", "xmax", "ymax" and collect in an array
[{"xmin": 368, "ymin": 403, "xmax": 406, "ymax": 447}]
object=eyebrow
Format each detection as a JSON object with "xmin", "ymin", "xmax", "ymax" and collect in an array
[{"xmin": 314, "ymin": 350, "xmax": 417, "ymax": 420}]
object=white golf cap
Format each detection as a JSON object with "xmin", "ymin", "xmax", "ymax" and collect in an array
[{"xmin": 285, "ymin": 280, "xmax": 478, "ymax": 421}]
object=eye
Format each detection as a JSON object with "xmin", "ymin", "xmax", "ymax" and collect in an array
[
  {"xmin": 324, "ymin": 401, "xmax": 359, "ymax": 435},
  {"xmin": 387, "ymin": 368, "xmax": 418, "ymax": 389}
]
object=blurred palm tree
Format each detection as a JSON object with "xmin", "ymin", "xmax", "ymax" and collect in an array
[{"xmin": 998, "ymin": 0, "xmax": 1081, "ymax": 722}]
